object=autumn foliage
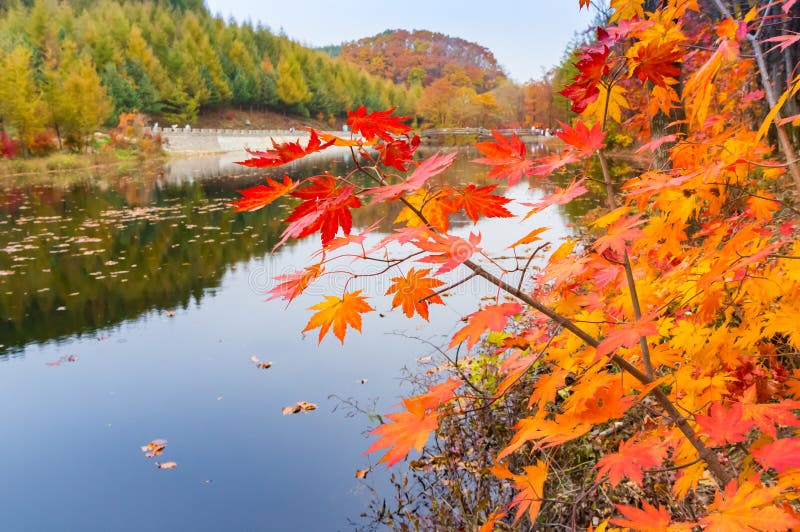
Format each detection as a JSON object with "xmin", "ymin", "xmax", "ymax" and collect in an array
[{"xmin": 232, "ymin": 0, "xmax": 800, "ymax": 529}]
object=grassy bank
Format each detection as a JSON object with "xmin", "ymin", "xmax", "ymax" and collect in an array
[{"xmin": 0, "ymin": 149, "xmax": 166, "ymax": 181}]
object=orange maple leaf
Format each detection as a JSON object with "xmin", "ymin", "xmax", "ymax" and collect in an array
[
  {"xmin": 630, "ymin": 39, "xmax": 683, "ymax": 87},
  {"xmin": 302, "ymin": 291, "xmax": 374, "ymax": 344},
  {"xmin": 509, "ymin": 462, "xmax": 548, "ymax": 522},
  {"xmin": 415, "ymin": 377, "xmax": 462, "ymax": 410},
  {"xmin": 473, "ymin": 130, "xmax": 534, "ymax": 185},
  {"xmin": 449, "ymin": 302, "xmax": 523, "ymax": 350},
  {"xmin": 700, "ymin": 479, "xmax": 800, "ymax": 530},
  {"xmin": 611, "ymin": 501, "xmax": 673, "ymax": 531},
  {"xmin": 231, "ymin": 175, "xmax": 296, "ymax": 212},
  {"xmin": 347, "ymin": 106, "xmax": 412, "ymax": 142},
  {"xmin": 366, "ymin": 396, "xmax": 438, "ymax": 466},
  {"xmin": 385, "ymin": 267, "xmax": 445, "ymax": 321},
  {"xmin": 237, "ymin": 129, "xmax": 334, "ymax": 167},
  {"xmin": 490, "ymin": 461, "xmax": 549, "ymax": 523},
  {"xmin": 366, "ymin": 380, "xmax": 460, "ymax": 467}
]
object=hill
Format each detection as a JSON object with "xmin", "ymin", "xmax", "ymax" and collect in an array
[{"xmin": 338, "ymin": 29, "xmax": 506, "ymax": 92}]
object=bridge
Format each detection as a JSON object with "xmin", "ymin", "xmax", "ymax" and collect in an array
[{"xmin": 418, "ymin": 127, "xmax": 552, "ymax": 141}]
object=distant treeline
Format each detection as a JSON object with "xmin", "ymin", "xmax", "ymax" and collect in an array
[{"xmin": 0, "ymin": 0, "xmax": 416, "ymax": 152}]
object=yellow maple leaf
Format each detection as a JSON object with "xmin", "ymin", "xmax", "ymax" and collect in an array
[
  {"xmin": 583, "ymin": 83, "xmax": 629, "ymax": 126},
  {"xmin": 394, "ymin": 189, "xmax": 452, "ymax": 232},
  {"xmin": 610, "ymin": 0, "xmax": 644, "ymax": 22}
]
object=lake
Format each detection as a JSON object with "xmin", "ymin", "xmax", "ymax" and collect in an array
[{"xmin": 0, "ymin": 146, "xmax": 594, "ymax": 531}]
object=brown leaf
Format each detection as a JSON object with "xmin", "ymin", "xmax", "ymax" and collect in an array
[
  {"xmin": 282, "ymin": 401, "xmax": 318, "ymax": 415},
  {"xmin": 355, "ymin": 468, "xmax": 370, "ymax": 479}
]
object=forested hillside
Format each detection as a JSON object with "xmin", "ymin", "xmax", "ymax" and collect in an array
[
  {"xmin": 339, "ymin": 29, "xmax": 505, "ymax": 90},
  {"xmin": 0, "ymin": 0, "xmax": 414, "ymax": 152}
]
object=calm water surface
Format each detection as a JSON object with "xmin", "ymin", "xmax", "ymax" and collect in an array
[{"xmin": 0, "ymin": 148, "xmax": 594, "ymax": 531}]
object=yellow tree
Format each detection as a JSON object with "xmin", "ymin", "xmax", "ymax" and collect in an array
[
  {"xmin": 44, "ymin": 44, "xmax": 112, "ymax": 150},
  {"xmin": 0, "ymin": 45, "xmax": 46, "ymax": 155},
  {"xmin": 275, "ymin": 53, "xmax": 310, "ymax": 108}
]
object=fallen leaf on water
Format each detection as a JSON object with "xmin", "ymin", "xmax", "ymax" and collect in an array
[
  {"xmin": 140, "ymin": 439, "xmax": 167, "ymax": 458},
  {"xmin": 156, "ymin": 462, "xmax": 177, "ymax": 469},
  {"xmin": 355, "ymin": 468, "xmax": 370, "ymax": 479},
  {"xmin": 46, "ymin": 354, "xmax": 79, "ymax": 367},
  {"xmin": 282, "ymin": 401, "xmax": 318, "ymax": 415},
  {"xmin": 250, "ymin": 356, "xmax": 273, "ymax": 369}
]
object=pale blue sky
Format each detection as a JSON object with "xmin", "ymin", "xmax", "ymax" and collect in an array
[{"xmin": 203, "ymin": 1, "xmax": 594, "ymax": 82}]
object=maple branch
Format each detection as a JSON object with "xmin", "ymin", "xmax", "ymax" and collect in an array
[
  {"xmin": 711, "ymin": 0, "xmax": 800, "ymax": 189},
  {"xmin": 353, "ymin": 135, "xmax": 734, "ymax": 486},
  {"xmin": 391, "ymin": 332, "xmax": 488, "ymax": 398},
  {"xmin": 419, "ymin": 272, "xmax": 478, "ymax": 302},
  {"xmin": 517, "ymin": 243, "xmax": 549, "ymax": 291}
]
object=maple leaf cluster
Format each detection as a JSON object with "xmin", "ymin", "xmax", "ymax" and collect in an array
[{"xmin": 228, "ymin": 2, "xmax": 800, "ymax": 525}]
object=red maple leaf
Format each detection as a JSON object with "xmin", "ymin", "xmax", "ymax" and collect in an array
[
  {"xmin": 558, "ymin": 43, "xmax": 610, "ymax": 113},
  {"xmin": 230, "ymin": 175, "xmax": 296, "ymax": 212},
  {"xmin": 473, "ymin": 130, "xmax": 534, "ymax": 185},
  {"xmin": 557, "ymin": 120, "xmax": 606, "ymax": 155},
  {"xmin": 267, "ymin": 263, "xmax": 323, "ymax": 303},
  {"xmin": 280, "ymin": 175, "xmax": 361, "ymax": 246},
  {"xmin": 596, "ymin": 314, "xmax": 659, "ymax": 358},
  {"xmin": 236, "ymin": 129, "xmax": 334, "ymax": 167},
  {"xmin": 596, "ymin": 438, "xmax": 666, "ymax": 486},
  {"xmin": 529, "ymin": 150, "xmax": 581, "ymax": 176},
  {"xmin": 369, "ymin": 151, "xmax": 456, "ymax": 203},
  {"xmin": 414, "ymin": 232, "xmax": 482, "ymax": 274},
  {"xmin": 377, "ymin": 135, "xmax": 420, "ymax": 171},
  {"xmin": 752, "ymin": 438, "xmax": 800, "ymax": 472},
  {"xmin": 695, "ymin": 402, "xmax": 755, "ymax": 446},
  {"xmin": 593, "ymin": 214, "xmax": 644, "ymax": 256},
  {"xmin": 442, "ymin": 184, "xmax": 513, "ymax": 223},
  {"xmin": 347, "ymin": 106, "xmax": 412, "ymax": 142},
  {"xmin": 449, "ymin": 302, "xmax": 523, "ymax": 350},
  {"xmin": 523, "ymin": 177, "xmax": 588, "ymax": 216},
  {"xmin": 738, "ymin": 387, "xmax": 800, "ymax": 438}
]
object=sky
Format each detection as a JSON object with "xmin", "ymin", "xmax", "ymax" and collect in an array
[{"xmin": 203, "ymin": 1, "xmax": 595, "ymax": 83}]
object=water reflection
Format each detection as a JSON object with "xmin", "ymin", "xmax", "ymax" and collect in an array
[
  {"xmin": 0, "ymin": 146, "xmax": 604, "ymax": 355},
  {"xmin": 0, "ymin": 146, "xmax": 609, "ymax": 531}
]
